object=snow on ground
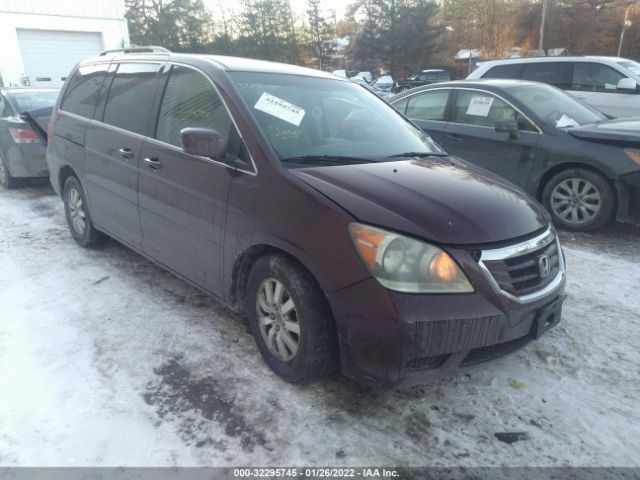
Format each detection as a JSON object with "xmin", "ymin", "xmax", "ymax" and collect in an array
[{"xmin": 0, "ymin": 183, "xmax": 639, "ymax": 467}]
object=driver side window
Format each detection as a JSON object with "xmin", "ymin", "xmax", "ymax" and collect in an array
[{"xmin": 453, "ymin": 90, "xmax": 536, "ymax": 132}]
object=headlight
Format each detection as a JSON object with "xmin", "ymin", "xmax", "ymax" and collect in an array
[{"xmin": 348, "ymin": 223, "xmax": 474, "ymax": 293}]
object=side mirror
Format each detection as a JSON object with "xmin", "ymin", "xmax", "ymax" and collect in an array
[
  {"xmin": 616, "ymin": 78, "xmax": 638, "ymax": 92},
  {"xmin": 181, "ymin": 127, "xmax": 226, "ymax": 158},
  {"xmin": 495, "ymin": 119, "xmax": 519, "ymax": 138}
]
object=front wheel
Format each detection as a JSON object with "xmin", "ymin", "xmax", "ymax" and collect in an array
[
  {"xmin": 63, "ymin": 176, "xmax": 106, "ymax": 246},
  {"xmin": 246, "ymin": 254, "xmax": 338, "ymax": 384},
  {"xmin": 542, "ymin": 168, "xmax": 615, "ymax": 232}
]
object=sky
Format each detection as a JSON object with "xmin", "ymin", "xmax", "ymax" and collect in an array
[{"xmin": 204, "ymin": 0, "xmax": 350, "ymax": 25}]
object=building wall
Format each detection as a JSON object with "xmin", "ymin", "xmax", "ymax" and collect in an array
[{"xmin": 0, "ymin": 0, "xmax": 129, "ymax": 87}]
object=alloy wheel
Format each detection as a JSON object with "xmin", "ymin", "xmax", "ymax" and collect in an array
[
  {"xmin": 256, "ymin": 277, "xmax": 300, "ymax": 362},
  {"xmin": 550, "ymin": 177, "xmax": 602, "ymax": 225},
  {"xmin": 67, "ymin": 187, "xmax": 86, "ymax": 235}
]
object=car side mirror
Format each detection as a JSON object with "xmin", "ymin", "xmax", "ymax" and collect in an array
[
  {"xmin": 616, "ymin": 78, "xmax": 638, "ymax": 92},
  {"xmin": 495, "ymin": 119, "xmax": 519, "ymax": 138},
  {"xmin": 181, "ymin": 127, "xmax": 226, "ymax": 158}
]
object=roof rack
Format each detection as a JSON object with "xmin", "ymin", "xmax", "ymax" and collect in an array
[{"xmin": 99, "ymin": 46, "xmax": 171, "ymax": 56}]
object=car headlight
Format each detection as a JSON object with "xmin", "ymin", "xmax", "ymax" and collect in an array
[{"xmin": 349, "ymin": 223, "xmax": 474, "ymax": 293}]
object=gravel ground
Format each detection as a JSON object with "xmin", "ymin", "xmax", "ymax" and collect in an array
[{"xmin": 0, "ymin": 182, "xmax": 639, "ymax": 467}]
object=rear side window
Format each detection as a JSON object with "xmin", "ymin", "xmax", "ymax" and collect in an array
[
  {"xmin": 521, "ymin": 62, "xmax": 571, "ymax": 88},
  {"xmin": 405, "ymin": 90, "xmax": 449, "ymax": 121},
  {"xmin": 482, "ymin": 64, "xmax": 525, "ymax": 79},
  {"xmin": 571, "ymin": 63, "xmax": 626, "ymax": 92},
  {"xmin": 155, "ymin": 65, "xmax": 232, "ymax": 148},
  {"xmin": 60, "ymin": 64, "xmax": 109, "ymax": 118},
  {"xmin": 102, "ymin": 63, "xmax": 161, "ymax": 135}
]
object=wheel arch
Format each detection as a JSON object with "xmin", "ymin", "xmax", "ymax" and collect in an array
[
  {"xmin": 229, "ymin": 243, "xmax": 327, "ymax": 314},
  {"xmin": 58, "ymin": 165, "xmax": 80, "ymax": 194},
  {"xmin": 536, "ymin": 162, "xmax": 616, "ymax": 201}
]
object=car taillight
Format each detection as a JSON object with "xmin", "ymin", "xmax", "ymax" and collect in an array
[
  {"xmin": 47, "ymin": 121, "xmax": 54, "ymax": 142},
  {"xmin": 9, "ymin": 127, "xmax": 40, "ymax": 144}
]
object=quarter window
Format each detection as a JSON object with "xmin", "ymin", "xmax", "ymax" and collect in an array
[
  {"xmin": 60, "ymin": 64, "xmax": 109, "ymax": 118},
  {"xmin": 102, "ymin": 63, "xmax": 161, "ymax": 135},
  {"xmin": 452, "ymin": 90, "xmax": 536, "ymax": 132},
  {"xmin": 571, "ymin": 63, "xmax": 626, "ymax": 92},
  {"xmin": 405, "ymin": 90, "xmax": 449, "ymax": 121},
  {"xmin": 482, "ymin": 64, "xmax": 525, "ymax": 79},
  {"xmin": 155, "ymin": 66, "xmax": 233, "ymax": 149}
]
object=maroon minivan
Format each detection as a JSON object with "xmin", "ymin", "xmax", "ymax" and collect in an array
[{"xmin": 46, "ymin": 47, "xmax": 566, "ymax": 386}]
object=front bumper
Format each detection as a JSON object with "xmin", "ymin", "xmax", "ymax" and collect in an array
[
  {"xmin": 327, "ymin": 231, "xmax": 566, "ymax": 387},
  {"xmin": 5, "ymin": 143, "xmax": 48, "ymax": 178}
]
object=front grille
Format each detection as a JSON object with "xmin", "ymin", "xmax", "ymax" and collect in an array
[
  {"xmin": 460, "ymin": 335, "xmax": 531, "ymax": 367},
  {"xmin": 483, "ymin": 239, "xmax": 560, "ymax": 296}
]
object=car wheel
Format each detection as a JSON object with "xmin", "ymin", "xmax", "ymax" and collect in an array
[
  {"xmin": 542, "ymin": 168, "xmax": 615, "ymax": 232},
  {"xmin": 0, "ymin": 156, "xmax": 17, "ymax": 189},
  {"xmin": 63, "ymin": 176, "xmax": 106, "ymax": 246},
  {"xmin": 246, "ymin": 254, "xmax": 338, "ymax": 384}
]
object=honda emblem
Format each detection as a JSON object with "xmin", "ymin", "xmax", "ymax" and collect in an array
[{"xmin": 538, "ymin": 255, "xmax": 551, "ymax": 278}]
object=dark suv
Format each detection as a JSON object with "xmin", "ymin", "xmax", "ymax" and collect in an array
[{"xmin": 47, "ymin": 47, "xmax": 566, "ymax": 386}]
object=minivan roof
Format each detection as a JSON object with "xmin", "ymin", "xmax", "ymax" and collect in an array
[
  {"xmin": 479, "ymin": 55, "xmax": 631, "ymax": 65},
  {"xmin": 79, "ymin": 51, "xmax": 341, "ymax": 80}
]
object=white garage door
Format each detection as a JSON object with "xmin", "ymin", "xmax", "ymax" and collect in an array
[{"xmin": 17, "ymin": 29, "xmax": 104, "ymax": 88}]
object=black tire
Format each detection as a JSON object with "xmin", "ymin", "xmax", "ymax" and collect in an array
[
  {"xmin": 63, "ymin": 176, "xmax": 106, "ymax": 247},
  {"xmin": 542, "ymin": 168, "xmax": 615, "ymax": 232},
  {"xmin": 246, "ymin": 254, "xmax": 339, "ymax": 384},
  {"xmin": 0, "ymin": 156, "xmax": 17, "ymax": 189}
]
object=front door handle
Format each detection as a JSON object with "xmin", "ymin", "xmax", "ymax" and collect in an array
[
  {"xmin": 118, "ymin": 147, "xmax": 134, "ymax": 159},
  {"xmin": 144, "ymin": 157, "xmax": 163, "ymax": 170}
]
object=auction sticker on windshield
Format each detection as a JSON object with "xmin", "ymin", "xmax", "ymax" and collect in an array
[
  {"xmin": 254, "ymin": 92, "xmax": 306, "ymax": 126},
  {"xmin": 466, "ymin": 96, "xmax": 494, "ymax": 117}
]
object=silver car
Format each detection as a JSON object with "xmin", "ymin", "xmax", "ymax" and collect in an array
[
  {"xmin": 468, "ymin": 56, "xmax": 640, "ymax": 118},
  {"xmin": 0, "ymin": 88, "xmax": 58, "ymax": 188}
]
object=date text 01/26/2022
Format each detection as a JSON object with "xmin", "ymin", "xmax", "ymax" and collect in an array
[{"xmin": 233, "ymin": 468, "xmax": 400, "ymax": 478}]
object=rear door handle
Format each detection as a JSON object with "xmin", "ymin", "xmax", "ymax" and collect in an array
[
  {"xmin": 118, "ymin": 147, "xmax": 134, "ymax": 159},
  {"xmin": 144, "ymin": 157, "xmax": 163, "ymax": 170}
]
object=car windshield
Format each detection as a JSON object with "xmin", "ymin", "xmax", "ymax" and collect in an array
[
  {"xmin": 507, "ymin": 83, "xmax": 606, "ymax": 127},
  {"xmin": 229, "ymin": 72, "xmax": 442, "ymax": 166},
  {"xmin": 617, "ymin": 60, "xmax": 640, "ymax": 76},
  {"xmin": 12, "ymin": 91, "xmax": 58, "ymax": 113}
]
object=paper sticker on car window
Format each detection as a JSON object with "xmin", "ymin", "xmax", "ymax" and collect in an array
[
  {"xmin": 556, "ymin": 114, "xmax": 579, "ymax": 128},
  {"xmin": 466, "ymin": 96, "xmax": 494, "ymax": 117},
  {"xmin": 254, "ymin": 92, "xmax": 305, "ymax": 126}
]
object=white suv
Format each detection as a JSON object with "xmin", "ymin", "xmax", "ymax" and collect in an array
[{"xmin": 468, "ymin": 56, "xmax": 640, "ymax": 118}]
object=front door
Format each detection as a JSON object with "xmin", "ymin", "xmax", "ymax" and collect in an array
[
  {"xmin": 397, "ymin": 88, "xmax": 452, "ymax": 143},
  {"xmin": 138, "ymin": 64, "xmax": 241, "ymax": 295},
  {"xmin": 439, "ymin": 89, "xmax": 540, "ymax": 188}
]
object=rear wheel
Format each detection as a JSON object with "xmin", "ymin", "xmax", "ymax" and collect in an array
[
  {"xmin": 0, "ymin": 156, "xmax": 17, "ymax": 189},
  {"xmin": 246, "ymin": 254, "xmax": 338, "ymax": 384},
  {"xmin": 542, "ymin": 168, "xmax": 615, "ymax": 232},
  {"xmin": 63, "ymin": 176, "xmax": 106, "ymax": 246}
]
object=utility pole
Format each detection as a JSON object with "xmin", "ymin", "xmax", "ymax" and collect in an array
[
  {"xmin": 538, "ymin": 0, "xmax": 548, "ymax": 55},
  {"xmin": 617, "ymin": 4, "xmax": 633, "ymax": 57}
]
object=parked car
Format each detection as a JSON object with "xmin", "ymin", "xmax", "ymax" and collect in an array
[
  {"xmin": 374, "ymin": 75, "xmax": 394, "ymax": 98},
  {"xmin": 0, "ymin": 87, "xmax": 58, "ymax": 188},
  {"xmin": 394, "ymin": 69, "xmax": 450, "ymax": 93},
  {"xmin": 468, "ymin": 56, "xmax": 640, "ymax": 118},
  {"xmin": 354, "ymin": 71, "xmax": 373, "ymax": 83},
  {"xmin": 47, "ymin": 49, "xmax": 565, "ymax": 386},
  {"xmin": 390, "ymin": 79, "xmax": 640, "ymax": 231}
]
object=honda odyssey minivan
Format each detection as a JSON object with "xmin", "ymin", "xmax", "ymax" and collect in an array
[{"xmin": 47, "ymin": 47, "xmax": 566, "ymax": 386}]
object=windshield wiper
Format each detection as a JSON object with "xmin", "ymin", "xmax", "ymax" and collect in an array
[
  {"xmin": 387, "ymin": 151, "xmax": 448, "ymax": 158},
  {"xmin": 280, "ymin": 155, "xmax": 377, "ymax": 165}
]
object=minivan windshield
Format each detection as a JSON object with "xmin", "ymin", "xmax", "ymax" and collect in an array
[
  {"xmin": 229, "ymin": 72, "xmax": 443, "ymax": 166},
  {"xmin": 507, "ymin": 83, "xmax": 606, "ymax": 127}
]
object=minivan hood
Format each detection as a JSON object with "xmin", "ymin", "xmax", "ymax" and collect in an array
[
  {"xmin": 291, "ymin": 158, "xmax": 548, "ymax": 245},
  {"xmin": 567, "ymin": 118, "xmax": 640, "ymax": 146}
]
